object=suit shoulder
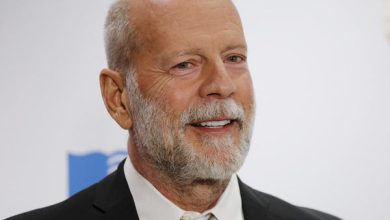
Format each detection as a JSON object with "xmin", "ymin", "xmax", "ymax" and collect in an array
[
  {"xmin": 5, "ymin": 183, "xmax": 100, "ymax": 220},
  {"xmin": 241, "ymin": 182, "xmax": 341, "ymax": 220}
]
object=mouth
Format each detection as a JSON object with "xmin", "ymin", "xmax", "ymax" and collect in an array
[{"xmin": 189, "ymin": 119, "xmax": 236, "ymax": 129}]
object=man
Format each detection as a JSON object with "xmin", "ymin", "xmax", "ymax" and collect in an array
[{"xmin": 6, "ymin": 0, "xmax": 340, "ymax": 219}]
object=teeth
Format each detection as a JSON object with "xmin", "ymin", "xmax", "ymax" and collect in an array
[{"xmin": 198, "ymin": 120, "xmax": 231, "ymax": 128}]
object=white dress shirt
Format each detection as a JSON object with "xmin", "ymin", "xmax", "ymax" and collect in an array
[{"xmin": 123, "ymin": 157, "xmax": 244, "ymax": 220}]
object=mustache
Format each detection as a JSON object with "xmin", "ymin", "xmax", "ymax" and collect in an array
[{"xmin": 180, "ymin": 99, "xmax": 245, "ymax": 127}]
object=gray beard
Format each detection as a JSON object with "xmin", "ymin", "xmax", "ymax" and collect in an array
[{"xmin": 126, "ymin": 73, "xmax": 254, "ymax": 184}]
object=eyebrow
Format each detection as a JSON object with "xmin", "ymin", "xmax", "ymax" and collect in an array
[
  {"xmin": 168, "ymin": 44, "xmax": 247, "ymax": 57},
  {"xmin": 221, "ymin": 44, "xmax": 247, "ymax": 54},
  {"xmin": 175, "ymin": 48, "xmax": 203, "ymax": 57}
]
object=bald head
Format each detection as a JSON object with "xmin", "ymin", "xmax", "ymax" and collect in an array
[{"xmin": 104, "ymin": 0, "xmax": 244, "ymax": 76}]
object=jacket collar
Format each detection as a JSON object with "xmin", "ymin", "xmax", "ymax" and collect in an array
[
  {"xmin": 92, "ymin": 160, "xmax": 270, "ymax": 220},
  {"xmin": 238, "ymin": 178, "xmax": 270, "ymax": 220},
  {"xmin": 93, "ymin": 160, "xmax": 139, "ymax": 219}
]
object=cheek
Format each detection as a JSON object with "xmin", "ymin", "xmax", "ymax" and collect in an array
[
  {"xmin": 138, "ymin": 74, "xmax": 172, "ymax": 99},
  {"xmin": 237, "ymin": 73, "xmax": 254, "ymax": 103},
  {"xmin": 235, "ymin": 74, "xmax": 255, "ymax": 121},
  {"xmin": 163, "ymin": 80, "xmax": 200, "ymax": 113}
]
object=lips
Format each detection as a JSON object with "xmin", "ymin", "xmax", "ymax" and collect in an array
[{"xmin": 190, "ymin": 119, "xmax": 235, "ymax": 128}]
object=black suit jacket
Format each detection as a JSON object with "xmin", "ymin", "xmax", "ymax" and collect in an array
[{"xmin": 6, "ymin": 161, "xmax": 340, "ymax": 220}]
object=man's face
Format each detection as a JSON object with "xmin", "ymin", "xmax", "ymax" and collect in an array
[{"xmin": 128, "ymin": 0, "xmax": 255, "ymax": 182}]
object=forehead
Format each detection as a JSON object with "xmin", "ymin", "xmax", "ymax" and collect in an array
[
  {"xmin": 131, "ymin": 0, "xmax": 245, "ymax": 49},
  {"xmin": 133, "ymin": 0, "xmax": 239, "ymax": 19}
]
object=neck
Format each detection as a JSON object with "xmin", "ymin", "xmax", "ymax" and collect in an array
[{"xmin": 128, "ymin": 139, "xmax": 230, "ymax": 212}]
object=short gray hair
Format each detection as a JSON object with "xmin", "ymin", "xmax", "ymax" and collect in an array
[{"xmin": 104, "ymin": 0, "xmax": 139, "ymax": 75}]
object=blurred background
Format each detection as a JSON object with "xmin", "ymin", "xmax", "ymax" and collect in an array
[{"xmin": 1, "ymin": 0, "xmax": 389, "ymax": 219}]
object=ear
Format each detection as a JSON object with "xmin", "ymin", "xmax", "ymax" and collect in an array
[{"xmin": 99, "ymin": 68, "xmax": 133, "ymax": 129}]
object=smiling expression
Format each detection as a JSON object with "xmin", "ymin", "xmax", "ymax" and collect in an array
[{"xmin": 126, "ymin": 0, "xmax": 255, "ymax": 181}]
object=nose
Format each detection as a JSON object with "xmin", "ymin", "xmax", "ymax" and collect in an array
[{"xmin": 199, "ymin": 61, "xmax": 236, "ymax": 99}]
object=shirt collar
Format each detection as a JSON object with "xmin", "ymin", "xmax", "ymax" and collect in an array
[
  {"xmin": 123, "ymin": 157, "xmax": 244, "ymax": 220},
  {"xmin": 208, "ymin": 172, "xmax": 243, "ymax": 220}
]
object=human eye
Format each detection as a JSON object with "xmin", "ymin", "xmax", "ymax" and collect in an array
[
  {"xmin": 174, "ymin": 62, "xmax": 193, "ymax": 69},
  {"xmin": 225, "ymin": 55, "xmax": 246, "ymax": 64},
  {"xmin": 169, "ymin": 61, "xmax": 198, "ymax": 76}
]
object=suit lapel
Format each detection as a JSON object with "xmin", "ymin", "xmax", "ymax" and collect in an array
[
  {"xmin": 239, "ymin": 178, "xmax": 270, "ymax": 220},
  {"xmin": 100, "ymin": 200, "xmax": 139, "ymax": 220},
  {"xmin": 93, "ymin": 160, "xmax": 139, "ymax": 220},
  {"xmin": 92, "ymin": 161, "xmax": 271, "ymax": 220}
]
